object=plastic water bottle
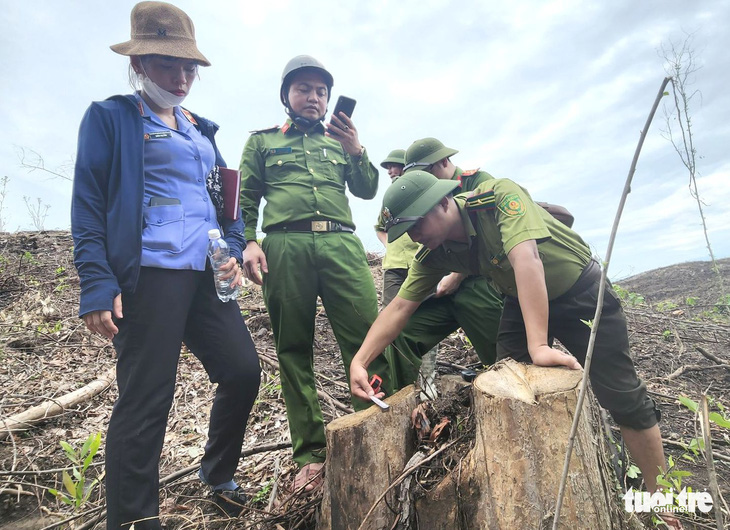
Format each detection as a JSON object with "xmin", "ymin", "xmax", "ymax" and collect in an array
[{"xmin": 207, "ymin": 229, "xmax": 239, "ymax": 302}]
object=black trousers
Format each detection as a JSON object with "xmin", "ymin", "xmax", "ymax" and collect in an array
[
  {"xmin": 497, "ymin": 260, "xmax": 658, "ymax": 430},
  {"xmin": 106, "ymin": 267, "xmax": 260, "ymax": 530}
]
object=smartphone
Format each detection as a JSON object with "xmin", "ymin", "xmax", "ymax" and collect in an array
[
  {"xmin": 150, "ymin": 197, "xmax": 181, "ymax": 206},
  {"xmin": 332, "ymin": 96, "xmax": 356, "ymax": 119}
]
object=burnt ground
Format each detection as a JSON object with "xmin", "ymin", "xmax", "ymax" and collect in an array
[{"xmin": 0, "ymin": 231, "xmax": 728, "ymax": 529}]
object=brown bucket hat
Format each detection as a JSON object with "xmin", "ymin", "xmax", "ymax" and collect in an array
[{"xmin": 110, "ymin": 1, "xmax": 211, "ymax": 66}]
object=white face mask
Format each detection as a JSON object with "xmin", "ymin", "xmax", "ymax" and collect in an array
[{"xmin": 137, "ymin": 70, "xmax": 187, "ymax": 109}]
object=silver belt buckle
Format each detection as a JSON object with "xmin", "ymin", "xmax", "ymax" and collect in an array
[{"xmin": 311, "ymin": 221, "xmax": 328, "ymax": 232}]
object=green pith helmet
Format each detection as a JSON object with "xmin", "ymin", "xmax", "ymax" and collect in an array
[
  {"xmin": 381, "ymin": 170, "xmax": 459, "ymax": 243},
  {"xmin": 380, "ymin": 149, "xmax": 406, "ymax": 169},
  {"xmin": 404, "ymin": 137, "xmax": 458, "ymax": 172},
  {"xmin": 280, "ymin": 55, "xmax": 334, "ymax": 106}
]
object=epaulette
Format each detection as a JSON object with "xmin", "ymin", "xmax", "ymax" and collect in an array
[
  {"xmin": 248, "ymin": 125, "xmax": 280, "ymax": 134},
  {"xmin": 461, "ymin": 168, "xmax": 480, "ymax": 177},
  {"xmin": 414, "ymin": 246, "xmax": 431, "ymax": 263},
  {"xmin": 465, "ymin": 190, "xmax": 496, "ymax": 211}
]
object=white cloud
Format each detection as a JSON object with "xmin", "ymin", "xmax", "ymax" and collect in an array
[{"xmin": 1, "ymin": 0, "xmax": 728, "ymax": 275}]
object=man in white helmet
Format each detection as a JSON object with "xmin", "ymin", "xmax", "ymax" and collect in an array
[{"xmin": 239, "ymin": 55, "xmax": 394, "ymax": 493}]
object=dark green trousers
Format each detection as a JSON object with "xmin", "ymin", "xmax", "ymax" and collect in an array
[
  {"xmin": 262, "ymin": 231, "xmax": 393, "ymax": 466},
  {"xmin": 389, "ymin": 275, "xmax": 503, "ymax": 388}
]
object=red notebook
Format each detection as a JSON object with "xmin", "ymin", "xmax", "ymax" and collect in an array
[{"xmin": 219, "ymin": 167, "xmax": 241, "ymax": 221}]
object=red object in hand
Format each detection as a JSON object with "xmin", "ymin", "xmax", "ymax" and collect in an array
[{"xmin": 369, "ymin": 374, "xmax": 382, "ymax": 394}]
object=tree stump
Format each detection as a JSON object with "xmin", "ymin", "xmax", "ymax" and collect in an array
[
  {"xmin": 319, "ymin": 385, "xmax": 419, "ymax": 530},
  {"xmin": 415, "ymin": 359, "xmax": 639, "ymax": 529},
  {"xmin": 319, "ymin": 360, "xmax": 640, "ymax": 529}
]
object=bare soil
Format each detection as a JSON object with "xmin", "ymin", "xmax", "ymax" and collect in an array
[{"xmin": 0, "ymin": 231, "xmax": 728, "ymax": 529}]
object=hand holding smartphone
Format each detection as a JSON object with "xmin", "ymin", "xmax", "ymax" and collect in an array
[
  {"xmin": 327, "ymin": 96, "xmax": 357, "ymax": 137},
  {"xmin": 332, "ymin": 95, "xmax": 356, "ymax": 119}
]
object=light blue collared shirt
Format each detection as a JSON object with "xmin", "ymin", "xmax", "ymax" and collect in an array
[{"xmin": 137, "ymin": 94, "xmax": 220, "ymax": 270}]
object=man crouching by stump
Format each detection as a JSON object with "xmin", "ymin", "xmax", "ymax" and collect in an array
[{"xmin": 349, "ymin": 170, "xmax": 682, "ymax": 530}]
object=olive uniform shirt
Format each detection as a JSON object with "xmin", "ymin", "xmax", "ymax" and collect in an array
[
  {"xmin": 398, "ymin": 179, "xmax": 592, "ymax": 302},
  {"xmin": 375, "ymin": 216, "xmax": 419, "ymax": 270},
  {"xmin": 240, "ymin": 119, "xmax": 378, "ymax": 240}
]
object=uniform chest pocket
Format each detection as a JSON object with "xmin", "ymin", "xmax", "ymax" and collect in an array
[
  {"xmin": 142, "ymin": 204, "xmax": 185, "ymax": 253},
  {"xmin": 265, "ymin": 153, "xmax": 298, "ymax": 169},
  {"xmin": 318, "ymin": 149, "xmax": 347, "ymax": 182}
]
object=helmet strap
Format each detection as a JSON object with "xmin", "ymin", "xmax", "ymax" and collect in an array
[{"xmin": 281, "ymin": 84, "xmax": 327, "ymax": 131}]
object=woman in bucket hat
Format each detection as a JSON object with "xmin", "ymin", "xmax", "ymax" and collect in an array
[{"xmin": 71, "ymin": 3, "xmax": 260, "ymax": 527}]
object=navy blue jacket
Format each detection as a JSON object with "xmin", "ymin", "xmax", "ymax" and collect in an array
[{"xmin": 72, "ymin": 94, "xmax": 245, "ymax": 317}]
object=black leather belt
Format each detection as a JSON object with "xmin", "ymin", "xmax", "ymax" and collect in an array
[{"xmin": 267, "ymin": 220, "xmax": 354, "ymax": 233}]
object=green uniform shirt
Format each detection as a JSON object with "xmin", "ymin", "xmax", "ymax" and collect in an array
[
  {"xmin": 375, "ymin": 166, "xmax": 494, "ymax": 271},
  {"xmin": 380, "ymin": 232, "xmax": 420, "ymax": 270},
  {"xmin": 399, "ymin": 179, "xmax": 592, "ymax": 302},
  {"xmin": 240, "ymin": 119, "xmax": 379, "ymax": 241}
]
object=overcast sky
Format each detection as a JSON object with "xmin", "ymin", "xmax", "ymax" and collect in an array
[{"xmin": 1, "ymin": 0, "xmax": 728, "ymax": 279}]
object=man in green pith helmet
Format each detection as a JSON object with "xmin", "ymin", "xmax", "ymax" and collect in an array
[
  {"xmin": 239, "ymin": 55, "xmax": 393, "ymax": 493},
  {"xmin": 349, "ymin": 170, "xmax": 680, "ymax": 530},
  {"xmin": 374, "ymin": 148, "xmax": 438, "ymax": 396},
  {"xmin": 375, "ymin": 149, "xmax": 419, "ymax": 307},
  {"xmin": 389, "ymin": 137, "xmax": 505, "ymax": 382}
]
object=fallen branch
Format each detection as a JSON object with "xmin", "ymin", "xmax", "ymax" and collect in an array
[
  {"xmin": 696, "ymin": 346, "xmax": 730, "ymax": 368},
  {"xmin": 0, "ymin": 461, "xmax": 104, "ymax": 477},
  {"xmin": 436, "ymin": 359, "xmax": 469, "ymax": 371},
  {"xmin": 67, "ymin": 441, "xmax": 293, "ymax": 530},
  {"xmin": 258, "ymin": 352, "xmax": 353, "ymax": 414},
  {"xmin": 267, "ymin": 456, "xmax": 281, "ymax": 513},
  {"xmin": 40, "ymin": 505, "xmax": 105, "ymax": 530},
  {"xmin": 0, "ymin": 367, "xmax": 115, "ymax": 440},
  {"xmin": 663, "ymin": 364, "xmax": 730, "ymax": 381},
  {"xmin": 160, "ymin": 441, "xmax": 292, "ymax": 487},
  {"xmin": 0, "ymin": 487, "xmax": 34, "ymax": 496},
  {"xmin": 240, "ymin": 304, "xmax": 267, "ymax": 312}
]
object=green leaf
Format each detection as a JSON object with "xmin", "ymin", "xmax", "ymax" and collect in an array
[
  {"xmin": 81, "ymin": 436, "xmax": 94, "ymax": 456},
  {"xmin": 678, "ymin": 396, "xmax": 698, "ymax": 413},
  {"xmin": 58, "ymin": 495, "xmax": 74, "ymax": 506},
  {"xmin": 60, "ymin": 440, "xmax": 79, "ymax": 464},
  {"xmin": 709, "ymin": 412, "xmax": 730, "ymax": 429},
  {"xmin": 82, "ymin": 433, "xmax": 102, "ymax": 472},
  {"xmin": 626, "ymin": 465, "xmax": 641, "ymax": 478},
  {"xmin": 62, "ymin": 471, "xmax": 76, "ymax": 498},
  {"xmin": 656, "ymin": 476, "xmax": 673, "ymax": 489}
]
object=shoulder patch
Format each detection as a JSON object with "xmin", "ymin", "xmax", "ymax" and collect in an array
[
  {"xmin": 180, "ymin": 108, "xmax": 198, "ymax": 125},
  {"xmin": 465, "ymin": 190, "xmax": 496, "ymax": 211},
  {"xmin": 414, "ymin": 246, "xmax": 431, "ymax": 263},
  {"xmin": 461, "ymin": 168, "xmax": 480, "ymax": 177},
  {"xmin": 248, "ymin": 125, "xmax": 281, "ymax": 134},
  {"xmin": 497, "ymin": 193, "xmax": 526, "ymax": 217}
]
